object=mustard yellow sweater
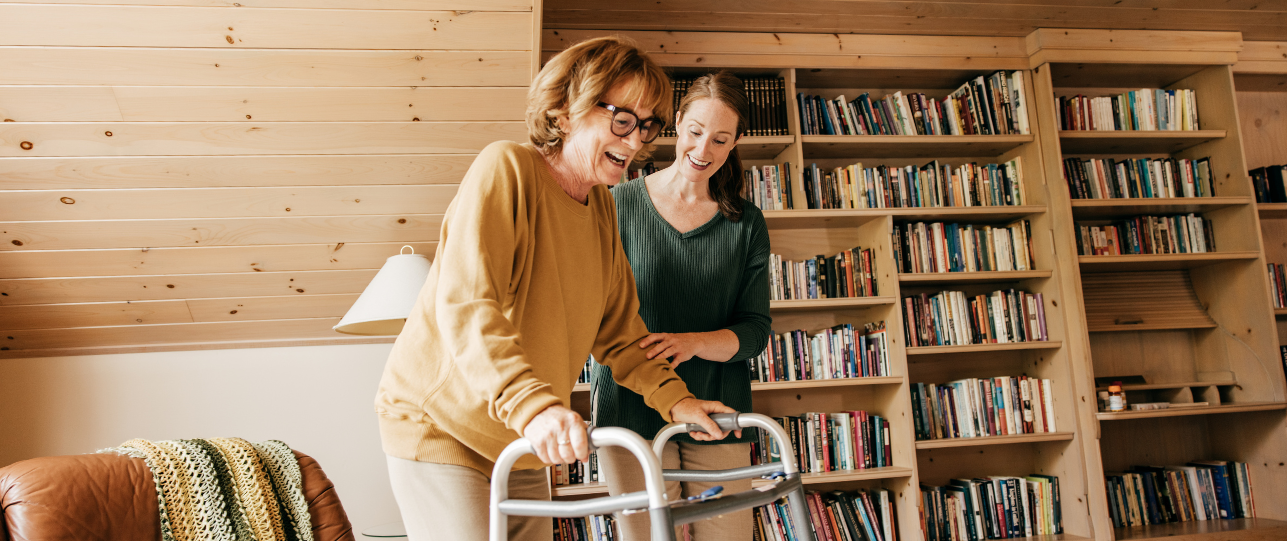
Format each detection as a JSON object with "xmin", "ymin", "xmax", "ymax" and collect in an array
[{"xmin": 376, "ymin": 141, "xmax": 694, "ymax": 474}]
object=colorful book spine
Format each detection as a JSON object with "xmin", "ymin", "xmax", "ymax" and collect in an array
[
  {"xmin": 1064, "ymin": 157, "xmax": 1213, "ymax": 199},
  {"xmin": 744, "ymin": 163, "xmax": 795, "ymax": 210},
  {"xmin": 752, "ymin": 322, "xmax": 890, "ymax": 382},
  {"xmin": 1105, "ymin": 461, "xmax": 1255, "ymax": 528},
  {"xmin": 911, "ymin": 376, "xmax": 1058, "ymax": 441},
  {"xmin": 800, "ymin": 157, "xmax": 1024, "ymax": 210},
  {"xmin": 902, "ymin": 289, "xmax": 1048, "ymax": 347},
  {"xmin": 769, "ymin": 247, "xmax": 878, "ymax": 300},
  {"xmin": 893, "ymin": 220, "xmax": 1034, "ymax": 274},
  {"xmin": 750, "ymin": 411, "xmax": 892, "ymax": 473},
  {"xmin": 920, "ymin": 475, "xmax": 1063, "ymax": 540},
  {"xmin": 1057, "ymin": 89, "xmax": 1200, "ymax": 131},
  {"xmin": 1076, "ymin": 214, "xmax": 1215, "ymax": 256}
]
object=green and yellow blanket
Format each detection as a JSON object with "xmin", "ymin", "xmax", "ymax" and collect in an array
[{"xmin": 103, "ymin": 438, "xmax": 314, "ymax": 541}]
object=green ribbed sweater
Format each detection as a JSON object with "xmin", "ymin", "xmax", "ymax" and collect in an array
[{"xmin": 591, "ymin": 177, "xmax": 772, "ymax": 444}]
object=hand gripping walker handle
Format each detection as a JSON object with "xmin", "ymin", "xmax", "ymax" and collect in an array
[{"xmin": 489, "ymin": 426, "xmax": 678, "ymax": 541}]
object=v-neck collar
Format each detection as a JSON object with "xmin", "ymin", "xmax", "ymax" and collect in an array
[{"xmin": 640, "ymin": 174, "xmax": 722, "ymax": 239}]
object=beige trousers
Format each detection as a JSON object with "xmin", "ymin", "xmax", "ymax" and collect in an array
[
  {"xmin": 599, "ymin": 441, "xmax": 753, "ymax": 541},
  {"xmin": 387, "ymin": 456, "xmax": 553, "ymax": 541}
]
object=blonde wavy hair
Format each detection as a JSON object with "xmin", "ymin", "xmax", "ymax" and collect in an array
[{"xmin": 527, "ymin": 36, "xmax": 672, "ymax": 160}]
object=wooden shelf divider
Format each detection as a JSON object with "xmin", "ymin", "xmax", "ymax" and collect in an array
[{"xmin": 1095, "ymin": 402, "xmax": 1287, "ymax": 421}]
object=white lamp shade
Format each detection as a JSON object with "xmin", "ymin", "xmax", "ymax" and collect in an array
[{"xmin": 333, "ymin": 253, "xmax": 432, "ymax": 335}]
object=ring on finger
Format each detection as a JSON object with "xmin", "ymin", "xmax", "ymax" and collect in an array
[{"xmin": 557, "ymin": 439, "xmax": 569, "ymax": 445}]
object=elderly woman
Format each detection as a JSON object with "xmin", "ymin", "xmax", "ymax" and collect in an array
[{"xmin": 374, "ymin": 37, "xmax": 737, "ymax": 541}]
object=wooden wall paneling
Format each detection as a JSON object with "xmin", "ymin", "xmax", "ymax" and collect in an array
[
  {"xmin": 185, "ymin": 293, "xmax": 359, "ymax": 322},
  {"xmin": 0, "ymin": 300, "xmax": 195, "ymax": 330},
  {"xmin": 544, "ymin": 3, "xmax": 1285, "ymax": 41},
  {"xmin": 0, "ymin": 242, "xmax": 436, "ymax": 280},
  {"xmin": 1236, "ymin": 91, "xmax": 1287, "ymax": 170},
  {"xmin": 3, "ymin": 185, "xmax": 460, "ymax": 221},
  {"xmin": 1, "ymin": 87, "xmax": 528, "ymax": 122},
  {"xmin": 0, "ymin": 269, "xmax": 379, "ymax": 306},
  {"xmin": 4, "ymin": 317, "xmax": 345, "ymax": 351},
  {"xmin": 0, "ymin": 5, "xmax": 532, "ymax": 50},
  {"xmin": 1, "ymin": 214, "xmax": 442, "ymax": 251},
  {"xmin": 1030, "ymin": 61, "xmax": 1113, "ymax": 541},
  {"xmin": 0, "ymin": 48, "xmax": 533, "ymax": 87},
  {"xmin": 0, "ymin": 155, "xmax": 477, "ymax": 190},
  {"xmin": 0, "ymin": 294, "xmax": 361, "ymax": 330},
  {"xmin": 0, "ymin": 122, "xmax": 526, "ymax": 157},
  {"xmin": 1234, "ymin": 41, "xmax": 1287, "ymax": 75},
  {"xmin": 0, "ymin": 0, "xmax": 536, "ymax": 354},
  {"xmin": 0, "ymin": 0, "xmax": 533, "ymax": 9}
]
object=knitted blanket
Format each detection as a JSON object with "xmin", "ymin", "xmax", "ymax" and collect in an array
[{"xmin": 103, "ymin": 438, "xmax": 314, "ymax": 541}]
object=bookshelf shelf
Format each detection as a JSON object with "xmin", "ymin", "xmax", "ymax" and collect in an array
[
  {"xmin": 648, "ymin": 135, "xmax": 795, "ymax": 161},
  {"xmin": 1113, "ymin": 517, "xmax": 1287, "ymax": 541},
  {"xmin": 905, "ymin": 341, "xmax": 1062, "ymax": 356},
  {"xmin": 769, "ymin": 296, "xmax": 896, "ymax": 312},
  {"xmin": 1093, "ymin": 380, "xmax": 1236, "ymax": 392},
  {"xmin": 573, "ymin": 378, "xmax": 905, "ymax": 394},
  {"xmin": 1058, "ymin": 130, "xmax": 1227, "ymax": 154},
  {"xmin": 1258, "ymin": 203, "xmax": 1287, "ymax": 220},
  {"xmin": 1095, "ymin": 402, "xmax": 1287, "ymax": 421},
  {"xmin": 762, "ymin": 206, "xmax": 1045, "ymax": 229},
  {"xmin": 898, "ymin": 270, "xmax": 1052, "ymax": 284},
  {"xmin": 747, "ymin": 376, "xmax": 904, "ymax": 391},
  {"xmin": 1275, "ymin": 308, "xmax": 1287, "ymax": 318},
  {"xmin": 800, "ymin": 134, "xmax": 1034, "ymax": 159},
  {"xmin": 763, "ymin": 466, "xmax": 915, "ymax": 487},
  {"xmin": 551, "ymin": 482, "xmax": 608, "ymax": 497},
  {"xmin": 915, "ymin": 432, "xmax": 1076, "ymax": 450},
  {"xmin": 1077, "ymin": 252, "xmax": 1261, "ymax": 272},
  {"xmin": 1070, "ymin": 197, "xmax": 1253, "ymax": 219}
]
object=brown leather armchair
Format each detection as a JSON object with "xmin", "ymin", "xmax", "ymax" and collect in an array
[{"xmin": 0, "ymin": 449, "xmax": 355, "ymax": 541}]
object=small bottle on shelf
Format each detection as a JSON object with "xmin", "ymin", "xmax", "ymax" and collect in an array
[{"xmin": 1107, "ymin": 382, "xmax": 1126, "ymax": 412}]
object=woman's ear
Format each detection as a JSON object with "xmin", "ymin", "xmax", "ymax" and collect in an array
[{"xmin": 551, "ymin": 110, "xmax": 570, "ymax": 133}]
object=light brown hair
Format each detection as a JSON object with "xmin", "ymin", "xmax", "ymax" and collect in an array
[
  {"xmin": 527, "ymin": 36, "xmax": 671, "ymax": 160},
  {"xmin": 677, "ymin": 71, "xmax": 749, "ymax": 222}
]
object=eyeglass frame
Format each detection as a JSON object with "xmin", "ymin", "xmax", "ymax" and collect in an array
[{"xmin": 597, "ymin": 102, "xmax": 665, "ymax": 143}]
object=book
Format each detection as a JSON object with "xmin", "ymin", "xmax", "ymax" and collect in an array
[{"xmin": 1058, "ymin": 89, "xmax": 1200, "ymax": 131}]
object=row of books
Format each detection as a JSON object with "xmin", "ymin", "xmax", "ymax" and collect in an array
[
  {"xmin": 745, "ymin": 163, "xmax": 795, "ymax": 210},
  {"xmin": 552, "ymin": 451, "xmax": 600, "ymax": 487},
  {"xmin": 1075, "ymin": 214, "xmax": 1215, "ymax": 256},
  {"xmin": 1268, "ymin": 263, "xmax": 1287, "ymax": 309},
  {"xmin": 790, "ymin": 489, "xmax": 900, "ymax": 541},
  {"xmin": 662, "ymin": 77, "xmax": 790, "ymax": 138},
  {"xmin": 769, "ymin": 247, "xmax": 879, "ymax": 301},
  {"xmin": 1250, "ymin": 165, "xmax": 1287, "ymax": 203},
  {"xmin": 892, "ymin": 221, "xmax": 1034, "ymax": 275},
  {"xmin": 1055, "ymin": 89, "xmax": 1200, "ymax": 131},
  {"xmin": 751, "ymin": 322, "xmax": 891, "ymax": 383},
  {"xmin": 911, "ymin": 376, "xmax": 1057, "ymax": 442},
  {"xmin": 552, "ymin": 515, "xmax": 616, "ymax": 541},
  {"xmin": 797, "ymin": 71, "xmax": 1030, "ymax": 136},
  {"xmin": 1063, "ymin": 157, "xmax": 1215, "ymax": 200},
  {"xmin": 902, "ymin": 290, "xmax": 1049, "ymax": 347},
  {"xmin": 622, "ymin": 162, "xmax": 658, "ymax": 183},
  {"xmin": 921, "ymin": 475, "xmax": 1063, "ymax": 541},
  {"xmin": 1105, "ymin": 461, "xmax": 1255, "ymax": 528},
  {"xmin": 801, "ymin": 158, "xmax": 1026, "ymax": 211},
  {"xmin": 750, "ymin": 412, "xmax": 893, "ymax": 473}
]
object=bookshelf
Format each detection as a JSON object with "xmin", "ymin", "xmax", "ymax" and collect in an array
[
  {"xmin": 1036, "ymin": 57, "xmax": 1287, "ymax": 541},
  {"xmin": 542, "ymin": 31, "xmax": 1287, "ymax": 541}
]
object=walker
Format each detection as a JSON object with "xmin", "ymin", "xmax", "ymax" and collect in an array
[{"xmin": 489, "ymin": 412, "xmax": 816, "ymax": 541}]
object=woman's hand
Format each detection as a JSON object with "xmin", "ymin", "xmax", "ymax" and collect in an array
[
  {"xmin": 522, "ymin": 405, "xmax": 589, "ymax": 465},
  {"xmin": 640, "ymin": 332, "xmax": 708, "ymax": 367},
  {"xmin": 669, "ymin": 397, "xmax": 742, "ymax": 442}
]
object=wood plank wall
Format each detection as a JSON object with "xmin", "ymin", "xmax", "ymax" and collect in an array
[{"xmin": 0, "ymin": 0, "xmax": 537, "ymax": 357}]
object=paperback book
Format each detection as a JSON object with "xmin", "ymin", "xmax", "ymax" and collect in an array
[
  {"xmin": 893, "ymin": 220, "xmax": 1033, "ymax": 274},
  {"xmin": 902, "ymin": 289, "xmax": 1048, "ymax": 347},
  {"xmin": 752, "ymin": 322, "xmax": 890, "ymax": 382},
  {"xmin": 801, "ymin": 158, "xmax": 1024, "ymax": 210},
  {"xmin": 911, "ymin": 376, "xmax": 1057, "ymax": 441}
]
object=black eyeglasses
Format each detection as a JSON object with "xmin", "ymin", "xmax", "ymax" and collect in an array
[{"xmin": 597, "ymin": 102, "xmax": 664, "ymax": 143}]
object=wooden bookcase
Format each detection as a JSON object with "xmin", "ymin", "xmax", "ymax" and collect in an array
[
  {"xmin": 1033, "ymin": 58, "xmax": 1287, "ymax": 541},
  {"xmin": 544, "ymin": 30, "xmax": 1287, "ymax": 541}
]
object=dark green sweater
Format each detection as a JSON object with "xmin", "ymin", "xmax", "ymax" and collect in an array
[{"xmin": 591, "ymin": 177, "xmax": 772, "ymax": 444}]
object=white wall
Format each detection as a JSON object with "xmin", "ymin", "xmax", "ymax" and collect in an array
[{"xmin": 0, "ymin": 342, "xmax": 400, "ymax": 535}]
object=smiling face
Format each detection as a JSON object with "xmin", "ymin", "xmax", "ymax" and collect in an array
[
  {"xmin": 555, "ymin": 80, "xmax": 657, "ymax": 189},
  {"xmin": 674, "ymin": 97, "xmax": 741, "ymax": 185}
]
